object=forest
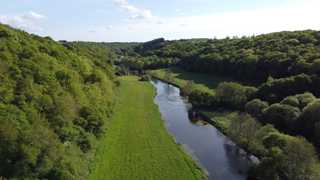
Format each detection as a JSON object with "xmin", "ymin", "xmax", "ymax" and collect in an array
[{"xmin": 0, "ymin": 24, "xmax": 116, "ymax": 179}]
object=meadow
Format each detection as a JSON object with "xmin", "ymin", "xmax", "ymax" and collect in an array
[
  {"xmin": 89, "ymin": 76, "xmax": 205, "ymax": 180},
  {"xmin": 148, "ymin": 67, "xmax": 236, "ymax": 95}
]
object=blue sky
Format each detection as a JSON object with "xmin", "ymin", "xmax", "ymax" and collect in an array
[{"xmin": 1, "ymin": 0, "xmax": 319, "ymax": 42}]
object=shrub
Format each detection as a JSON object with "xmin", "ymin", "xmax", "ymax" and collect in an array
[
  {"xmin": 262, "ymin": 104, "xmax": 301, "ymax": 133},
  {"xmin": 280, "ymin": 96, "xmax": 300, "ymax": 107},
  {"xmin": 245, "ymin": 99, "xmax": 269, "ymax": 118},
  {"xmin": 299, "ymin": 100, "xmax": 320, "ymax": 146},
  {"xmin": 140, "ymin": 74, "xmax": 151, "ymax": 81},
  {"xmin": 216, "ymin": 82, "xmax": 257, "ymax": 109}
]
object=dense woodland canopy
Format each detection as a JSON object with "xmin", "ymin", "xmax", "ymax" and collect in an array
[{"xmin": 0, "ymin": 24, "xmax": 116, "ymax": 179}]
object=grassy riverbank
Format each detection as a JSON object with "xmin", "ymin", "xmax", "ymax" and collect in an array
[
  {"xmin": 149, "ymin": 67, "xmax": 234, "ymax": 95},
  {"xmin": 89, "ymin": 76, "xmax": 206, "ymax": 180}
]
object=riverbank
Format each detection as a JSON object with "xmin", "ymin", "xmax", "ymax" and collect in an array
[
  {"xmin": 152, "ymin": 79, "xmax": 252, "ymax": 180},
  {"xmin": 89, "ymin": 76, "xmax": 206, "ymax": 180},
  {"xmin": 149, "ymin": 68, "xmax": 235, "ymax": 94},
  {"xmin": 148, "ymin": 68, "xmax": 262, "ymax": 158}
]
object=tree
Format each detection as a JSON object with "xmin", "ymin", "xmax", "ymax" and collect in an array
[
  {"xmin": 262, "ymin": 104, "xmax": 301, "ymax": 133},
  {"xmin": 140, "ymin": 74, "xmax": 151, "ymax": 81},
  {"xmin": 280, "ymin": 96, "xmax": 300, "ymax": 108},
  {"xmin": 182, "ymin": 80, "xmax": 195, "ymax": 95},
  {"xmin": 257, "ymin": 74, "xmax": 313, "ymax": 103},
  {"xmin": 163, "ymin": 70, "xmax": 174, "ymax": 82},
  {"xmin": 215, "ymin": 82, "xmax": 257, "ymax": 109},
  {"xmin": 228, "ymin": 113, "xmax": 261, "ymax": 147},
  {"xmin": 296, "ymin": 92, "xmax": 316, "ymax": 109},
  {"xmin": 257, "ymin": 133, "xmax": 320, "ymax": 180},
  {"xmin": 299, "ymin": 100, "xmax": 320, "ymax": 146},
  {"xmin": 245, "ymin": 99, "xmax": 269, "ymax": 118}
]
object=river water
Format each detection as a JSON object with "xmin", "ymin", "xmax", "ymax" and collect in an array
[{"xmin": 151, "ymin": 79, "xmax": 254, "ymax": 180}]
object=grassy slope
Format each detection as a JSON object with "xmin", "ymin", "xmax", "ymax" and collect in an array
[
  {"xmin": 149, "ymin": 67, "xmax": 235, "ymax": 95},
  {"xmin": 90, "ymin": 76, "xmax": 205, "ymax": 180}
]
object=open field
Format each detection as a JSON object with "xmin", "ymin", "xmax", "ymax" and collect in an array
[
  {"xmin": 148, "ymin": 67, "xmax": 236, "ymax": 95},
  {"xmin": 89, "ymin": 76, "xmax": 205, "ymax": 180}
]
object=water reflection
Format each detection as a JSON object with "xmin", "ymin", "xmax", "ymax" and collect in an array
[{"xmin": 151, "ymin": 79, "xmax": 253, "ymax": 180}]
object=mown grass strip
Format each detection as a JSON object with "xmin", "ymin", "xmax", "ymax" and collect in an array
[{"xmin": 89, "ymin": 76, "xmax": 206, "ymax": 180}]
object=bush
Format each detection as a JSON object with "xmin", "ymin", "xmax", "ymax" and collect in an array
[
  {"xmin": 245, "ymin": 99, "xmax": 269, "ymax": 118},
  {"xmin": 140, "ymin": 74, "xmax": 151, "ymax": 81},
  {"xmin": 280, "ymin": 96, "xmax": 300, "ymax": 107},
  {"xmin": 215, "ymin": 82, "xmax": 257, "ymax": 109},
  {"xmin": 296, "ymin": 92, "xmax": 316, "ymax": 109},
  {"xmin": 299, "ymin": 100, "xmax": 320, "ymax": 146},
  {"xmin": 0, "ymin": 30, "xmax": 10, "ymax": 37},
  {"xmin": 262, "ymin": 104, "xmax": 301, "ymax": 133},
  {"xmin": 257, "ymin": 74, "xmax": 313, "ymax": 103},
  {"xmin": 280, "ymin": 92, "xmax": 316, "ymax": 110},
  {"xmin": 254, "ymin": 133, "xmax": 320, "ymax": 180}
]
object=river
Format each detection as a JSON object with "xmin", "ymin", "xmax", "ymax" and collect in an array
[{"xmin": 151, "ymin": 79, "xmax": 254, "ymax": 180}]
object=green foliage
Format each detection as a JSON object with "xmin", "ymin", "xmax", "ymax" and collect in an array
[
  {"xmin": 215, "ymin": 82, "xmax": 257, "ymax": 109},
  {"xmin": 163, "ymin": 69, "xmax": 174, "ymax": 82},
  {"xmin": 280, "ymin": 96, "xmax": 300, "ymax": 107},
  {"xmin": 0, "ymin": 24, "xmax": 115, "ymax": 179},
  {"xmin": 135, "ymin": 31, "xmax": 320, "ymax": 83},
  {"xmin": 257, "ymin": 74, "xmax": 313, "ymax": 102},
  {"xmin": 253, "ymin": 133, "xmax": 320, "ymax": 180},
  {"xmin": 228, "ymin": 114, "xmax": 262, "ymax": 149},
  {"xmin": 140, "ymin": 74, "xmax": 151, "ymax": 81},
  {"xmin": 262, "ymin": 103, "xmax": 301, "ymax": 133},
  {"xmin": 245, "ymin": 99, "xmax": 269, "ymax": 118},
  {"xmin": 299, "ymin": 100, "xmax": 320, "ymax": 147},
  {"xmin": 181, "ymin": 80, "xmax": 195, "ymax": 95},
  {"xmin": 280, "ymin": 92, "xmax": 316, "ymax": 109},
  {"xmin": 296, "ymin": 92, "xmax": 317, "ymax": 108},
  {"xmin": 208, "ymin": 111, "xmax": 320, "ymax": 180}
]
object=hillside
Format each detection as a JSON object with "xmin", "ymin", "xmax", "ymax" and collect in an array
[
  {"xmin": 0, "ymin": 24, "xmax": 115, "ymax": 179},
  {"xmin": 124, "ymin": 31, "xmax": 320, "ymax": 80}
]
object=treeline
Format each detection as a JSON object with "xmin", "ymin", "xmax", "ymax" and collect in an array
[
  {"xmin": 137, "ymin": 30, "xmax": 320, "ymax": 82},
  {"xmin": 0, "ymin": 24, "xmax": 116, "ymax": 179},
  {"xmin": 227, "ymin": 114, "xmax": 319, "ymax": 180}
]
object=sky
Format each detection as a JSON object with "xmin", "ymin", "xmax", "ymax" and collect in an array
[{"xmin": 0, "ymin": 0, "xmax": 320, "ymax": 42}]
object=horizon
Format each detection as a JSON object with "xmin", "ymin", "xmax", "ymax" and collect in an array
[{"xmin": 1, "ymin": 0, "xmax": 320, "ymax": 42}]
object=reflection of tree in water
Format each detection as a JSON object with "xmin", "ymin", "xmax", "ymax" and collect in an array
[
  {"xmin": 188, "ymin": 110, "xmax": 209, "ymax": 126},
  {"xmin": 164, "ymin": 83, "xmax": 178, "ymax": 98},
  {"xmin": 223, "ymin": 142, "xmax": 251, "ymax": 175}
]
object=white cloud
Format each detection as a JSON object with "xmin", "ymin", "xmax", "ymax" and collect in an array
[
  {"xmin": 0, "ymin": 11, "xmax": 46, "ymax": 32},
  {"xmin": 106, "ymin": 25, "xmax": 113, "ymax": 30},
  {"xmin": 46, "ymin": 0, "xmax": 320, "ymax": 42},
  {"xmin": 104, "ymin": 0, "xmax": 320, "ymax": 42},
  {"xmin": 113, "ymin": 0, "xmax": 153, "ymax": 20},
  {"xmin": 28, "ymin": 11, "xmax": 46, "ymax": 20}
]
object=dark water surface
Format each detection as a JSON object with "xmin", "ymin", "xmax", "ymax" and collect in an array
[{"xmin": 151, "ymin": 79, "xmax": 254, "ymax": 180}]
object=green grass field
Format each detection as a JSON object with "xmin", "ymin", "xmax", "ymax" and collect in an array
[
  {"xmin": 89, "ymin": 76, "xmax": 206, "ymax": 180},
  {"xmin": 149, "ymin": 67, "xmax": 236, "ymax": 95}
]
